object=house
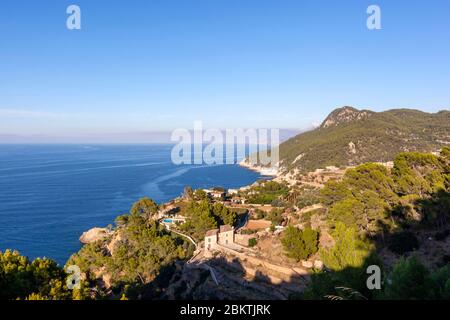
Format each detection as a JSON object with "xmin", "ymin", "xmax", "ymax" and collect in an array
[
  {"xmin": 231, "ymin": 196, "xmax": 246, "ymax": 204},
  {"xmin": 205, "ymin": 229, "xmax": 219, "ymax": 251},
  {"xmin": 204, "ymin": 225, "xmax": 235, "ymax": 251},
  {"xmin": 203, "ymin": 188, "xmax": 227, "ymax": 200},
  {"xmin": 218, "ymin": 225, "xmax": 234, "ymax": 245}
]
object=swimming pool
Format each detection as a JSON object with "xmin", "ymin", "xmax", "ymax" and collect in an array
[{"xmin": 163, "ymin": 219, "xmax": 173, "ymax": 223}]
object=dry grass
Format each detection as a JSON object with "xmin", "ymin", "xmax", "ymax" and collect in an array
[{"xmin": 244, "ymin": 220, "xmax": 271, "ymax": 230}]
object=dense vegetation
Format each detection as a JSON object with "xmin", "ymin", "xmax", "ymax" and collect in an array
[
  {"xmin": 0, "ymin": 250, "xmax": 87, "ymax": 300},
  {"xmin": 383, "ymin": 256, "xmax": 450, "ymax": 299},
  {"xmin": 320, "ymin": 150, "xmax": 449, "ymax": 234},
  {"xmin": 305, "ymin": 252, "xmax": 450, "ymax": 300},
  {"xmin": 67, "ymin": 200, "xmax": 194, "ymax": 299},
  {"xmin": 301, "ymin": 148, "xmax": 450, "ymax": 299},
  {"xmin": 179, "ymin": 198, "xmax": 237, "ymax": 240},
  {"xmin": 242, "ymin": 180, "xmax": 289, "ymax": 205},
  {"xmin": 295, "ymin": 186, "xmax": 322, "ymax": 209}
]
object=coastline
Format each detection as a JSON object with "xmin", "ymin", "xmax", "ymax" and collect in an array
[
  {"xmin": 238, "ymin": 158, "xmax": 279, "ymax": 177},
  {"xmin": 0, "ymin": 145, "xmax": 267, "ymax": 265},
  {"xmin": 78, "ymin": 161, "xmax": 276, "ymax": 247},
  {"xmin": 77, "ymin": 161, "xmax": 271, "ymax": 239}
]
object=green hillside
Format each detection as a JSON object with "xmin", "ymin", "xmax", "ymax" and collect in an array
[{"xmin": 278, "ymin": 107, "xmax": 450, "ymax": 172}]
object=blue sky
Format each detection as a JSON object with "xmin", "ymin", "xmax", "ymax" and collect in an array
[{"xmin": 0, "ymin": 0, "xmax": 449, "ymax": 142}]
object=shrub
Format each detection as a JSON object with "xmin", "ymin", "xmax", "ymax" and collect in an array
[
  {"xmin": 281, "ymin": 226, "xmax": 319, "ymax": 261},
  {"xmin": 253, "ymin": 209, "xmax": 266, "ymax": 220},
  {"xmin": 320, "ymin": 222, "xmax": 374, "ymax": 271},
  {"xmin": 296, "ymin": 188, "xmax": 321, "ymax": 209},
  {"xmin": 130, "ymin": 197, "xmax": 158, "ymax": 220},
  {"xmin": 268, "ymin": 208, "xmax": 284, "ymax": 226},
  {"xmin": 388, "ymin": 231, "xmax": 420, "ymax": 255},
  {"xmin": 383, "ymin": 256, "xmax": 431, "ymax": 299},
  {"xmin": 115, "ymin": 214, "xmax": 129, "ymax": 227},
  {"xmin": 248, "ymin": 238, "xmax": 257, "ymax": 247},
  {"xmin": 246, "ymin": 181, "xmax": 289, "ymax": 204}
]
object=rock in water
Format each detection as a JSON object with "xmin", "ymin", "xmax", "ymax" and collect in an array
[{"xmin": 79, "ymin": 227, "xmax": 110, "ymax": 244}]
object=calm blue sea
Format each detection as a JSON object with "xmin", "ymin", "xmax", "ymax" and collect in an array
[{"xmin": 0, "ymin": 144, "xmax": 263, "ymax": 265}]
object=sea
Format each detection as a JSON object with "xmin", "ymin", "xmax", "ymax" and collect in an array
[{"xmin": 0, "ymin": 144, "xmax": 265, "ymax": 265}]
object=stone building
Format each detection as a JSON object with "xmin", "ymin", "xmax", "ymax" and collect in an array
[
  {"xmin": 205, "ymin": 229, "xmax": 219, "ymax": 251},
  {"xmin": 218, "ymin": 225, "xmax": 234, "ymax": 245},
  {"xmin": 204, "ymin": 225, "xmax": 235, "ymax": 251}
]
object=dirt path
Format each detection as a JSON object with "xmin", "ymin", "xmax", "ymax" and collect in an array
[
  {"xmin": 299, "ymin": 203, "xmax": 324, "ymax": 213},
  {"xmin": 168, "ymin": 228, "xmax": 198, "ymax": 248}
]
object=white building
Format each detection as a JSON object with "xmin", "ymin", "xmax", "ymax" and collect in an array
[
  {"xmin": 204, "ymin": 225, "xmax": 235, "ymax": 251},
  {"xmin": 218, "ymin": 225, "xmax": 234, "ymax": 245},
  {"xmin": 205, "ymin": 229, "xmax": 219, "ymax": 251},
  {"xmin": 203, "ymin": 188, "xmax": 227, "ymax": 200}
]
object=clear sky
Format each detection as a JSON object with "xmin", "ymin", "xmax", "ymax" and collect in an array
[{"xmin": 0, "ymin": 0, "xmax": 449, "ymax": 142}]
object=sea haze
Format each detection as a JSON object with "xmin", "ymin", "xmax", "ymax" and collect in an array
[{"xmin": 0, "ymin": 144, "xmax": 264, "ymax": 265}]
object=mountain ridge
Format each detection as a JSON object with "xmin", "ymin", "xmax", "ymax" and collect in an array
[
  {"xmin": 320, "ymin": 106, "xmax": 374, "ymax": 129},
  {"xmin": 276, "ymin": 106, "xmax": 450, "ymax": 173}
]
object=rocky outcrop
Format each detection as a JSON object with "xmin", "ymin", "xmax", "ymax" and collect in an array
[
  {"xmin": 320, "ymin": 106, "xmax": 373, "ymax": 129},
  {"xmin": 106, "ymin": 230, "xmax": 123, "ymax": 255},
  {"xmin": 79, "ymin": 227, "xmax": 111, "ymax": 244}
]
